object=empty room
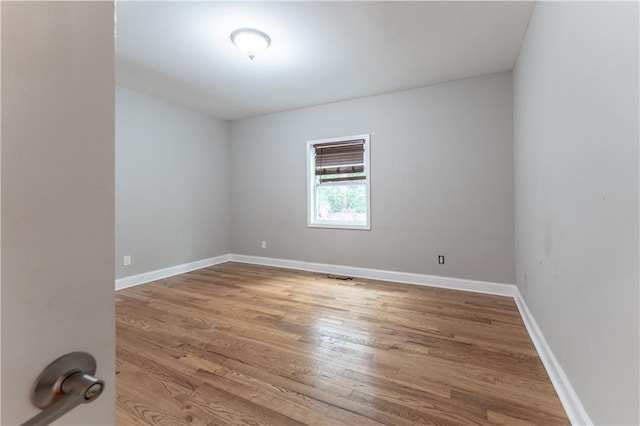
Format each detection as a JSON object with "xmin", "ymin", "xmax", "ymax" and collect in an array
[{"xmin": 1, "ymin": 1, "xmax": 638, "ymax": 426}]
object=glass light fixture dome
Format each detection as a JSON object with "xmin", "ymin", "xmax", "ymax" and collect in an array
[{"xmin": 230, "ymin": 28, "xmax": 271, "ymax": 61}]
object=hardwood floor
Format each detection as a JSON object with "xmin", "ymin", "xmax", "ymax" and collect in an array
[{"xmin": 116, "ymin": 262, "xmax": 569, "ymax": 425}]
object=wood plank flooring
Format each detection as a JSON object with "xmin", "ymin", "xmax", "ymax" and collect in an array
[{"xmin": 116, "ymin": 262, "xmax": 569, "ymax": 425}]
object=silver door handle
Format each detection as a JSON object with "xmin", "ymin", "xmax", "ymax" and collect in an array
[{"xmin": 21, "ymin": 352, "xmax": 104, "ymax": 426}]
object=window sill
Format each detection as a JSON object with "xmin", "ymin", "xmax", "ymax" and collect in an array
[{"xmin": 308, "ymin": 222, "xmax": 371, "ymax": 231}]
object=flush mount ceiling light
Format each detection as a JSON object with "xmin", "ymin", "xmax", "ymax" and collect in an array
[{"xmin": 230, "ymin": 28, "xmax": 271, "ymax": 61}]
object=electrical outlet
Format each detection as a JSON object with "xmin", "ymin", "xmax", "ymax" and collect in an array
[
  {"xmin": 438, "ymin": 255, "xmax": 445, "ymax": 265},
  {"xmin": 123, "ymin": 255, "xmax": 131, "ymax": 266},
  {"xmin": 261, "ymin": 241, "xmax": 267, "ymax": 249}
]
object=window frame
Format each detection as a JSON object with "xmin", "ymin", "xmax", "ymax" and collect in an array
[{"xmin": 306, "ymin": 134, "xmax": 371, "ymax": 230}]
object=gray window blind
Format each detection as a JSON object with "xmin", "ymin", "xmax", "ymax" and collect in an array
[{"xmin": 313, "ymin": 139, "xmax": 365, "ymax": 183}]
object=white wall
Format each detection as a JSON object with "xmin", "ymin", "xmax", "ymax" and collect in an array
[
  {"xmin": 230, "ymin": 72, "xmax": 515, "ymax": 284},
  {"xmin": 514, "ymin": 2, "xmax": 639, "ymax": 424},
  {"xmin": 116, "ymin": 86, "xmax": 230, "ymax": 278}
]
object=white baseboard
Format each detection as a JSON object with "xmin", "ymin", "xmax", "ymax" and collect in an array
[
  {"xmin": 115, "ymin": 253, "xmax": 516, "ymax": 296},
  {"xmin": 514, "ymin": 289, "xmax": 593, "ymax": 426},
  {"xmin": 228, "ymin": 254, "xmax": 517, "ymax": 297},
  {"xmin": 115, "ymin": 254, "xmax": 230, "ymax": 291},
  {"xmin": 115, "ymin": 252, "xmax": 589, "ymax": 425}
]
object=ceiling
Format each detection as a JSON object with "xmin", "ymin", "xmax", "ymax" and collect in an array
[{"xmin": 115, "ymin": 1, "xmax": 534, "ymax": 120}]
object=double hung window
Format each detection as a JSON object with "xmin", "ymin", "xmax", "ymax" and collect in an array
[{"xmin": 307, "ymin": 134, "xmax": 370, "ymax": 230}]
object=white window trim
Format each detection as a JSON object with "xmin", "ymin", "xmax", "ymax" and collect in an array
[{"xmin": 306, "ymin": 134, "xmax": 371, "ymax": 230}]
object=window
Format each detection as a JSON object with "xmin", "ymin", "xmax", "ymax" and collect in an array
[{"xmin": 307, "ymin": 134, "xmax": 370, "ymax": 230}]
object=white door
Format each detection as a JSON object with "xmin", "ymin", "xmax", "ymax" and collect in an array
[{"xmin": 1, "ymin": 1, "xmax": 115, "ymax": 425}]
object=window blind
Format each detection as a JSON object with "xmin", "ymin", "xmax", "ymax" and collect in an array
[{"xmin": 313, "ymin": 139, "xmax": 365, "ymax": 183}]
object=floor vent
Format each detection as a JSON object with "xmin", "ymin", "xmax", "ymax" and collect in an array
[{"xmin": 327, "ymin": 274, "xmax": 353, "ymax": 281}]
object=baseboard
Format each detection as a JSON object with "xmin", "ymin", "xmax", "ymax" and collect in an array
[
  {"xmin": 228, "ymin": 254, "xmax": 517, "ymax": 297},
  {"xmin": 514, "ymin": 289, "xmax": 593, "ymax": 426},
  {"xmin": 115, "ymin": 254, "xmax": 230, "ymax": 291},
  {"xmin": 115, "ymin": 253, "xmax": 516, "ymax": 296}
]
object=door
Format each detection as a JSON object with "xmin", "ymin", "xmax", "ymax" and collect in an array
[{"xmin": 1, "ymin": 1, "xmax": 115, "ymax": 425}]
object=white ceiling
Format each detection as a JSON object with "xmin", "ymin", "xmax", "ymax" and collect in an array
[{"xmin": 115, "ymin": 1, "xmax": 534, "ymax": 120}]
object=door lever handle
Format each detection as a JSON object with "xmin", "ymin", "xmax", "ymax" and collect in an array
[{"xmin": 21, "ymin": 352, "xmax": 104, "ymax": 426}]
